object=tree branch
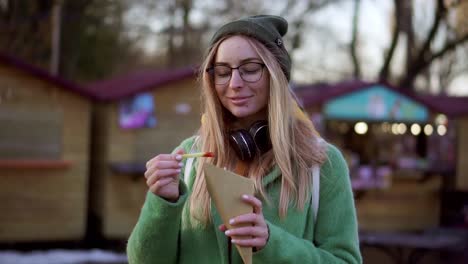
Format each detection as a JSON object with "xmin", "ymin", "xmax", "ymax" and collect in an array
[
  {"xmin": 438, "ymin": 50, "xmax": 455, "ymax": 94},
  {"xmin": 288, "ymin": 0, "xmax": 344, "ymax": 52},
  {"xmin": 429, "ymin": 34, "xmax": 468, "ymax": 62},
  {"xmin": 279, "ymin": 0, "xmax": 297, "ymax": 17},
  {"xmin": 410, "ymin": 0, "xmax": 445, "ymax": 68},
  {"xmin": 305, "ymin": 0, "xmax": 344, "ymax": 11},
  {"xmin": 350, "ymin": 0, "xmax": 361, "ymax": 78},
  {"xmin": 401, "ymin": 33, "xmax": 468, "ymax": 87},
  {"xmin": 379, "ymin": 0, "xmax": 401, "ymax": 80}
]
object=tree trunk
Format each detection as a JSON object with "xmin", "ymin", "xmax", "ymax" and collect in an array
[
  {"xmin": 401, "ymin": 0, "xmax": 414, "ymax": 73},
  {"xmin": 400, "ymin": 0, "xmax": 445, "ymax": 88},
  {"xmin": 350, "ymin": 0, "xmax": 361, "ymax": 78},
  {"xmin": 50, "ymin": 0, "xmax": 62, "ymax": 75},
  {"xmin": 379, "ymin": 0, "xmax": 402, "ymax": 80}
]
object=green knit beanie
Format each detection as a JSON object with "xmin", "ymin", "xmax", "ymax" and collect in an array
[{"xmin": 209, "ymin": 15, "xmax": 292, "ymax": 81}]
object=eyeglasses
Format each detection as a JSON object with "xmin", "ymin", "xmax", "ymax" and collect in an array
[{"xmin": 207, "ymin": 62, "xmax": 265, "ymax": 85}]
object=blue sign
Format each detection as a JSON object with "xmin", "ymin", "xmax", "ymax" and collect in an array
[
  {"xmin": 119, "ymin": 92, "xmax": 157, "ymax": 129},
  {"xmin": 324, "ymin": 85, "xmax": 428, "ymax": 122}
]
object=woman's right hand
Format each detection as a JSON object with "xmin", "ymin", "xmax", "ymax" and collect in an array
[{"xmin": 144, "ymin": 149, "xmax": 184, "ymax": 202}]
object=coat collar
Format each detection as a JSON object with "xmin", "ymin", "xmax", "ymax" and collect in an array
[{"xmin": 261, "ymin": 165, "xmax": 281, "ymax": 187}]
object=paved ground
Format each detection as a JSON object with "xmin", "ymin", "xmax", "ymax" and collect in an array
[{"xmin": 0, "ymin": 249, "xmax": 128, "ymax": 264}]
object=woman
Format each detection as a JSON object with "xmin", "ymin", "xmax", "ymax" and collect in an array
[{"xmin": 127, "ymin": 15, "xmax": 362, "ymax": 264}]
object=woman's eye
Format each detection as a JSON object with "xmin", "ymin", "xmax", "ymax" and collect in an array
[
  {"xmin": 214, "ymin": 67, "xmax": 231, "ymax": 76},
  {"xmin": 243, "ymin": 68, "xmax": 259, "ymax": 73},
  {"xmin": 241, "ymin": 64, "xmax": 261, "ymax": 73},
  {"xmin": 215, "ymin": 72, "xmax": 231, "ymax": 77},
  {"xmin": 242, "ymin": 68, "xmax": 260, "ymax": 75}
]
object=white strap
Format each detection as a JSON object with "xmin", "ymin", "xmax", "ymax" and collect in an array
[
  {"xmin": 184, "ymin": 157, "xmax": 194, "ymax": 183},
  {"xmin": 183, "ymin": 137, "xmax": 199, "ymax": 183},
  {"xmin": 311, "ymin": 137, "xmax": 325, "ymax": 225},
  {"xmin": 311, "ymin": 165, "xmax": 320, "ymax": 225}
]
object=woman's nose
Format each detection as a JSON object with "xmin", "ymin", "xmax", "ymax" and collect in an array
[{"xmin": 229, "ymin": 69, "xmax": 244, "ymax": 89}]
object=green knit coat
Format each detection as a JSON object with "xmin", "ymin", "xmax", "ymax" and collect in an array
[{"xmin": 127, "ymin": 136, "xmax": 362, "ymax": 263}]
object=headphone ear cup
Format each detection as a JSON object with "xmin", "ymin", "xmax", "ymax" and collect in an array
[
  {"xmin": 229, "ymin": 129, "xmax": 256, "ymax": 161},
  {"xmin": 249, "ymin": 120, "xmax": 271, "ymax": 154}
]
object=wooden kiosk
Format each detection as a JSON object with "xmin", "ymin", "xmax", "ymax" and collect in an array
[
  {"xmin": 296, "ymin": 80, "xmax": 468, "ymax": 263},
  {"xmin": 296, "ymin": 80, "xmax": 463, "ymax": 231},
  {"xmin": 85, "ymin": 67, "xmax": 199, "ymax": 239},
  {"xmin": 0, "ymin": 54, "xmax": 95, "ymax": 242}
]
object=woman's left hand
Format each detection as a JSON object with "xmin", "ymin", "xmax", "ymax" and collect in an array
[{"xmin": 218, "ymin": 194, "xmax": 269, "ymax": 251}]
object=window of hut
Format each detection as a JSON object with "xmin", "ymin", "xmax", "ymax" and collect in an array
[{"xmin": 0, "ymin": 107, "xmax": 62, "ymax": 159}]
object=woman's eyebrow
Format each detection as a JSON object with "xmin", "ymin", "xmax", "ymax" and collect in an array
[
  {"xmin": 214, "ymin": 57, "xmax": 262, "ymax": 66},
  {"xmin": 240, "ymin": 57, "xmax": 262, "ymax": 63}
]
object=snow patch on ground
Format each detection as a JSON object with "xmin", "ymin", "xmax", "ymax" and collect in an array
[{"xmin": 0, "ymin": 249, "xmax": 127, "ymax": 264}]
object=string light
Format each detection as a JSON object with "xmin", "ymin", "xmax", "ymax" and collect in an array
[
  {"xmin": 437, "ymin": 125, "xmax": 447, "ymax": 136},
  {"xmin": 397, "ymin": 123, "xmax": 407, "ymax": 134},
  {"xmin": 354, "ymin": 122, "xmax": 368, "ymax": 135},
  {"xmin": 424, "ymin": 124, "xmax": 433, "ymax": 136},
  {"xmin": 410, "ymin": 124, "xmax": 421, "ymax": 136}
]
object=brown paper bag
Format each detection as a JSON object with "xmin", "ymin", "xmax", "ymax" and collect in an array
[{"xmin": 203, "ymin": 163, "xmax": 254, "ymax": 264}]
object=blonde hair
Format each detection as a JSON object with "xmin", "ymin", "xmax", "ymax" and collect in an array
[{"xmin": 189, "ymin": 35, "xmax": 327, "ymax": 225}]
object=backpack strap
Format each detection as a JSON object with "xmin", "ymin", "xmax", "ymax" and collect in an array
[
  {"xmin": 311, "ymin": 164, "xmax": 320, "ymax": 226},
  {"xmin": 183, "ymin": 137, "xmax": 199, "ymax": 183},
  {"xmin": 311, "ymin": 137, "xmax": 325, "ymax": 226},
  {"xmin": 184, "ymin": 157, "xmax": 195, "ymax": 183}
]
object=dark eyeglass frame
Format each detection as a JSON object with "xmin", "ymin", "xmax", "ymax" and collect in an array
[{"xmin": 206, "ymin": 62, "xmax": 266, "ymax": 85}]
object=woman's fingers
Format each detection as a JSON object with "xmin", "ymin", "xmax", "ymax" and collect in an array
[
  {"xmin": 149, "ymin": 176, "xmax": 174, "ymax": 194},
  {"xmin": 146, "ymin": 161, "xmax": 182, "ymax": 179},
  {"xmin": 231, "ymin": 237, "xmax": 267, "ymax": 248},
  {"xmin": 146, "ymin": 154, "xmax": 183, "ymax": 170},
  {"xmin": 229, "ymin": 195, "xmax": 266, "ymax": 227},
  {"xmin": 224, "ymin": 194, "xmax": 269, "ymax": 250},
  {"xmin": 146, "ymin": 168, "xmax": 181, "ymax": 187},
  {"xmin": 144, "ymin": 149, "xmax": 185, "ymax": 199},
  {"xmin": 174, "ymin": 148, "xmax": 185, "ymax": 155},
  {"xmin": 224, "ymin": 226, "xmax": 267, "ymax": 238},
  {"xmin": 146, "ymin": 154, "xmax": 176, "ymax": 168},
  {"xmin": 145, "ymin": 150, "xmax": 184, "ymax": 172},
  {"xmin": 241, "ymin": 194, "xmax": 263, "ymax": 214},
  {"xmin": 144, "ymin": 150, "xmax": 185, "ymax": 187},
  {"xmin": 144, "ymin": 160, "xmax": 181, "ymax": 179},
  {"xmin": 229, "ymin": 213, "xmax": 260, "ymax": 226}
]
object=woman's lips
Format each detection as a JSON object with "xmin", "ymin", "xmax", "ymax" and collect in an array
[{"xmin": 230, "ymin": 96, "xmax": 251, "ymax": 105}]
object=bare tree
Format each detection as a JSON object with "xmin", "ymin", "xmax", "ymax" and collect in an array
[
  {"xmin": 279, "ymin": 0, "xmax": 344, "ymax": 51},
  {"xmin": 382, "ymin": 0, "xmax": 468, "ymax": 89}
]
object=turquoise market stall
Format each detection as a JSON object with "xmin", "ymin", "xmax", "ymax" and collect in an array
[{"xmin": 296, "ymin": 81, "xmax": 456, "ymax": 231}]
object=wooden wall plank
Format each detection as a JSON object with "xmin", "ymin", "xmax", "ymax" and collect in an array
[
  {"xmin": 0, "ymin": 65, "xmax": 91, "ymax": 241},
  {"xmin": 356, "ymin": 177, "xmax": 441, "ymax": 231}
]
